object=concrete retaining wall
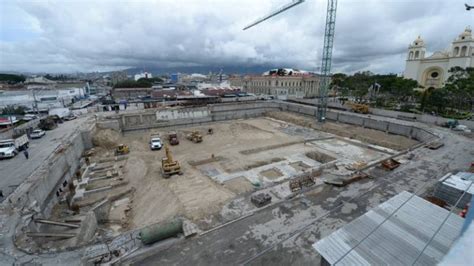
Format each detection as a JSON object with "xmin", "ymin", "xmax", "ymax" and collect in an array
[
  {"xmin": 277, "ymin": 102, "xmax": 436, "ymax": 143},
  {"xmin": 370, "ymin": 107, "xmax": 474, "ymax": 130},
  {"xmin": 120, "ymin": 102, "xmax": 281, "ymax": 131},
  {"xmin": 364, "ymin": 118, "xmax": 389, "ymax": 132},
  {"xmin": 156, "ymin": 107, "xmax": 210, "ymax": 120},
  {"xmin": 6, "ymin": 126, "xmax": 94, "ymax": 215},
  {"xmin": 387, "ymin": 123, "xmax": 413, "ymax": 138},
  {"xmin": 338, "ymin": 113, "xmax": 364, "ymax": 126},
  {"xmin": 117, "ymin": 101, "xmax": 437, "ymax": 144}
]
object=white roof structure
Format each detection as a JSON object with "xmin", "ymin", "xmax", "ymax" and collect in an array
[
  {"xmin": 313, "ymin": 191, "xmax": 464, "ymax": 265},
  {"xmin": 441, "ymin": 172, "xmax": 474, "ymax": 195}
]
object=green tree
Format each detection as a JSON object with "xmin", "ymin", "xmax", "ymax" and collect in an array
[
  {"xmin": 0, "ymin": 73, "xmax": 25, "ymax": 84},
  {"xmin": 444, "ymin": 67, "xmax": 474, "ymax": 111},
  {"xmin": 1, "ymin": 105, "xmax": 27, "ymax": 115}
]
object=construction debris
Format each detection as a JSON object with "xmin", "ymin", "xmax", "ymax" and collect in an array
[
  {"xmin": 381, "ymin": 158, "xmax": 401, "ymax": 170},
  {"xmin": 34, "ymin": 219, "xmax": 80, "ymax": 229},
  {"xmin": 325, "ymin": 172, "xmax": 371, "ymax": 187},
  {"xmin": 251, "ymin": 193, "xmax": 272, "ymax": 207},
  {"xmin": 426, "ymin": 140, "xmax": 444, "ymax": 150},
  {"xmin": 289, "ymin": 175, "xmax": 316, "ymax": 192},
  {"xmin": 26, "ymin": 232, "xmax": 76, "ymax": 238}
]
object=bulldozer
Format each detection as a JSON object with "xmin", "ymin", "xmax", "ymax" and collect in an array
[
  {"xmin": 161, "ymin": 144, "xmax": 182, "ymax": 178},
  {"xmin": 186, "ymin": 131, "xmax": 203, "ymax": 143},
  {"xmin": 115, "ymin": 144, "xmax": 130, "ymax": 156}
]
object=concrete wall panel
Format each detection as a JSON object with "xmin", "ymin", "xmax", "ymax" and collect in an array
[
  {"xmin": 388, "ymin": 123, "xmax": 412, "ymax": 137},
  {"xmin": 325, "ymin": 111, "xmax": 339, "ymax": 121},
  {"xmin": 364, "ymin": 118, "xmax": 389, "ymax": 132},
  {"xmin": 338, "ymin": 114, "xmax": 364, "ymax": 126}
]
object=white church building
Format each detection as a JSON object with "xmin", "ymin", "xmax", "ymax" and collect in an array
[{"xmin": 404, "ymin": 27, "xmax": 473, "ymax": 89}]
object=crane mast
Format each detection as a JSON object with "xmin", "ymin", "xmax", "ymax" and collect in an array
[
  {"xmin": 317, "ymin": 0, "xmax": 337, "ymax": 122},
  {"xmin": 243, "ymin": 0, "xmax": 338, "ymax": 123}
]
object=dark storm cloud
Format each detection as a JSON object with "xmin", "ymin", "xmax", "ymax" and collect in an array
[{"xmin": 0, "ymin": 0, "xmax": 471, "ymax": 73}]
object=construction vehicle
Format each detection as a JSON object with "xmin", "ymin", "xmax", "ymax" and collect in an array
[
  {"xmin": 0, "ymin": 134, "xmax": 29, "ymax": 159},
  {"xmin": 348, "ymin": 102, "xmax": 370, "ymax": 114},
  {"xmin": 161, "ymin": 145, "xmax": 182, "ymax": 178},
  {"xmin": 115, "ymin": 144, "xmax": 130, "ymax": 156},
  {"xmin": 442, "ymin": 119, "xmax": 459, "ymax": 129},
  {"xmin": 168, "ymin": 131, "xmax": 179, "ymax": 145},
  {"xmin": 186, "ymin": 131, "xmax": 203, "ymax": 143}
]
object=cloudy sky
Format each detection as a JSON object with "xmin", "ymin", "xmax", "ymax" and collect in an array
[{"xmin": 0, "ymin": 0, "xmax": 472, "ymax": 74}]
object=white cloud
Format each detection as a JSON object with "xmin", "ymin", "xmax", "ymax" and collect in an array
[{"xmin": 0, "ymin": 0, "xmax": 472, "ymax": 73}]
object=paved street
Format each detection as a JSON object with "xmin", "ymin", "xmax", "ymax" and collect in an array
[{"xmin": 0, "ymin": 116, "xmax": 90, "ymax": 202}]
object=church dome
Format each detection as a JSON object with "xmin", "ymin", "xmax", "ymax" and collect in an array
[
  {"xmin": 456, "ymin": 26, "xmax": 472, "ymax": 41},
  {"xmin": 412, "ymin": 36, "xmax": 425, "ymax": 46}
]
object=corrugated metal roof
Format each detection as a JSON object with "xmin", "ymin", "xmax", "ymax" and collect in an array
[{"xmin": 313, "ymin": 191, "xmax": 464, "ymax": 265}]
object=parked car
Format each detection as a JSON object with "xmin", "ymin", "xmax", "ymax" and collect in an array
[
  {"xmin": 30, "ymin": 129, "xmax": 46, "ymax": 139},
  {"xmin": 150, "ymin": 136, "xmax": 162, "ymax": 150},
  {"xmin": 63, "ymin": 114, "xmax": 77, "ymax": 121},
  {"xmin": 22, "ymin": 114, "xmax": 38, "ymax": 121}
]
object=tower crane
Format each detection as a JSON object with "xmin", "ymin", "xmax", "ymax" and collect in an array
[{"xmin": 243, "ymin": 0, "xmax": 338, "ymax": 122}]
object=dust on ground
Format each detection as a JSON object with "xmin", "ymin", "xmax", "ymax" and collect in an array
[
  {"xmin": 92, "ymin": 129, "xmax": 121, "ymax": 149},
  {"xmin": 90, "ymin": 115, "xmax": 415, "ymax": 230},
  {"xmin": 120, "ymin": 118, "xmax": 305, "ymax": 228},
  {"xmin": 266, "ymin": 111, "xmax": 418, "ymax": 150}
]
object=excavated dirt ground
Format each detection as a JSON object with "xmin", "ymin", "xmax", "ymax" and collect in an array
[
  {"xmin": 265, "ymin": 111, "xmax": 419, "ymax": 150},
  {"xmin": 91, "ymin": 114, "xmax": 418, "ymax": 230}
]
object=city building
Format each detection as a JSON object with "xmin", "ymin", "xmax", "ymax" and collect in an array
[
  {"xmin": 112, "ymin": 87, "xmax": 152, "ymax": 100},
  {"xmin": 109, "ymin": 71, "xmax": 128, "ymax": 85},
  {"xmin": 229, "ymin": 72, "xmax": 321, "ymax": 99},
  {"xmin": 0, "ymin": 87, "xmax": 88, "ymax": 111},
  {"xmin": 404, "ymin": 27, "xmax": 474, "ymax": 89}
]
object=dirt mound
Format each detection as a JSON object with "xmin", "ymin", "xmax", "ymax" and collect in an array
[{"xmin": 93, "ymin": 129, "xmax": 121, "ymax": 148}]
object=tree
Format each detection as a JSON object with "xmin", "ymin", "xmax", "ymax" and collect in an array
[
  {"xmin": 444, "ymin": 67, "xmax": 474, "ymax": 111},
  {"xmin": 0, "ymin": 73, "xmax": 25, "ymax": 84},
  {"xmin": 113, "ymin": 79, "xmax": 152, "ymax": 88},
  {"xmin": 1, "ymin": 105, "xmax": 27, "ymax": 115}
]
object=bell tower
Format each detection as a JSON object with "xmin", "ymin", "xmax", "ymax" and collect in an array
[{"xmin": 404, "ymin": 36, "xmax": 426, "ymax": 81}]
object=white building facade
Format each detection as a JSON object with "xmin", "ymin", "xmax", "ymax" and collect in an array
[
  {"xmin": 404, "ymin": 27, "xmax": 474, "ymax": 89},
  {"xmin": 229, "ymin": 74, "xmax": 321, "ymax": 99}
]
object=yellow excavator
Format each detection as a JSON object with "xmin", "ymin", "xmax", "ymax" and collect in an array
[
  {"xmin": 161, "ymin": 144, "xmax": 182, "ymax": 178},
  {"xmin": 348, "ymin": 102, "xmax": 370, "ymax": 114},
  {"xmin": 115, "ymin": 144, "xmax": 130, "ymax": 156}
]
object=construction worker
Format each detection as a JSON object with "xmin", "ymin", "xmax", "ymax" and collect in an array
[{"xmin": 23, "ymin": 149, "xmax": 29, "ymax": 159}]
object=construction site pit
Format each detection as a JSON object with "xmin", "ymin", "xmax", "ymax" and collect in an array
[{"xmin": 48, "ymin": 112, "xmax": 419, "ymax": 240}]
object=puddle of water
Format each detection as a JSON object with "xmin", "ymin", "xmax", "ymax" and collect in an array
[{"xmin": 260, "ymin": 168, "xmax": 283, "ymax": 180}]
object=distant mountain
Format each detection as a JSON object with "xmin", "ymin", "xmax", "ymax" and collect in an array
[{"xmin": 124, "ymin": 65, "xmax": 285, "ymax": 76}]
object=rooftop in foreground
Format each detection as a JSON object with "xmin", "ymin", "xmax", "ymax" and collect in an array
[{"xmin": 313, "ymin": 191, "xmax": 464, "ymax": 265}]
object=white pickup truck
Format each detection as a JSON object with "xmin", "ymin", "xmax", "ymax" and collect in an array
[{"xmin": 0, "ymin": 134, "xmax": 29, "ymax": 159}]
